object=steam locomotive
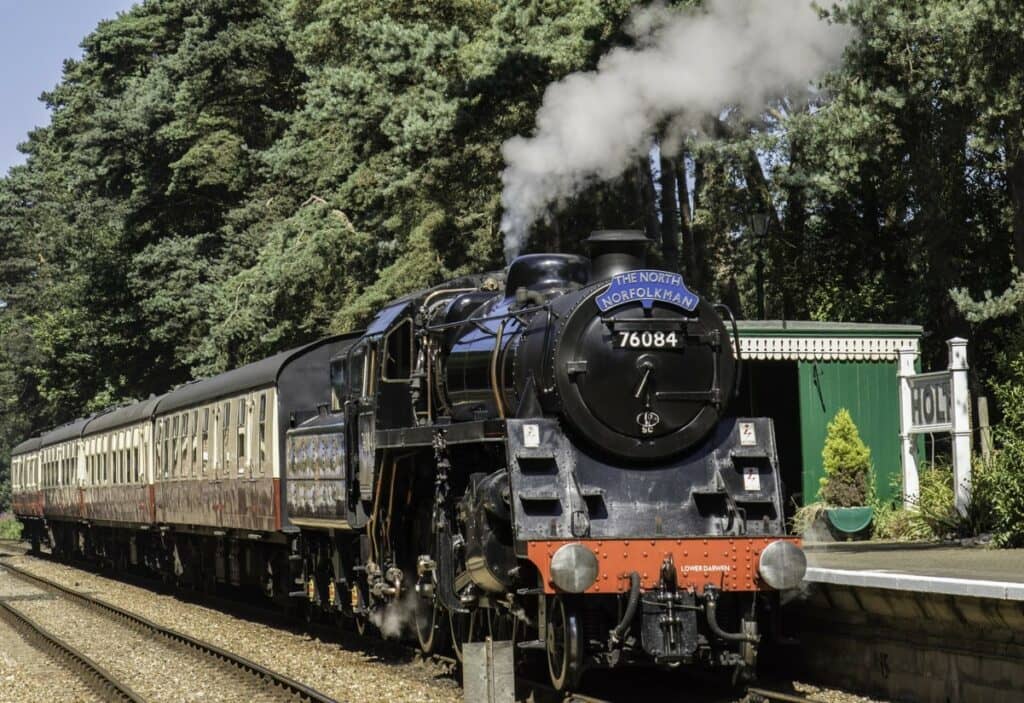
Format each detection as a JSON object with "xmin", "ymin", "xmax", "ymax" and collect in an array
[{"xmin": 11, "ymin": 230, "xmax": 805, "ymax": 691}]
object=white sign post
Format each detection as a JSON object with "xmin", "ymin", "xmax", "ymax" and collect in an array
[
  {"xmin": 898, "ymin": 338, "xmax": 972, "ymax": 513},
  {"xmin": 948, "ymin": 338, "xmax": 972, "ymax": 512},
  {"xmin": 897, "ymin": 347, "xmax": 921, "ymax": 507}
]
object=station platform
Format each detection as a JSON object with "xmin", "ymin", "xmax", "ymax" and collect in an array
[
  {"xmin": 803, "ymin": 542, "xmax": 1024, "ymax": 599},
  {"xmin": 793, "ymin": 542, "xmax": 1024, "ymax": 702}
]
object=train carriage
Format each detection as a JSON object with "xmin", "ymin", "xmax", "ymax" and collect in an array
[
  {"xmin": 11, "ymin": 336, "xmax": 356, "ymax": 589},
  {"xmin": 81, "ymin": 399, "xmax": 160, "ymax": 529},
  {"xmin": 39, "ymin": 418, "xmax": 91, "ymax": 524},
  {"xmin": 11, "ymin": 231, "xmax": 807, "ymax": 692},
  {"xmin": 11, "ymin": 437, "xmax": 42, "ymax": 522}
]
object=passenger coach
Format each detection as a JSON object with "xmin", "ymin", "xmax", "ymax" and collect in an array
[{"xmin": 11, "ymin": 335, "xmax": 353, "ymax": 595}]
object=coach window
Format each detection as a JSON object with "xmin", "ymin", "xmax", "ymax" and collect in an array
[
  {"xmin": 163, "ymin": 419, "xmax": 170, "ymax": 479},
  {"xmin": 258, "ymin": 394, "xmax": 267, "ymax": 473},
  {"xmin": 222, "ymin": 402, "xmax": 231, "ymax": 476},
  {"xmin": 190, "ymin": 410, "xmax": 198, "ymax": 477},
  {"xmin": 237, "ymin": 398, "xmax": 246, "ymax": 474},
  {"xmin": 154, "ymin": 423, "xmax": 162, "ymax": 480},
  {"xmin": 172, "ymin": 416, "xmax": 181, "ymax": 479},
  {"xmin": 179, "ymin": 414, "xmax": 187, "ymax": 476},
  {"xmin": 201, "ymin": 408, "xmax": 210, "ymax": 476}
]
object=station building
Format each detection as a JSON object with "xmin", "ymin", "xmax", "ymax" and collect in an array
[{"xmin": 731, "ymin": 320, "xmax": 923, "ymax": 509}]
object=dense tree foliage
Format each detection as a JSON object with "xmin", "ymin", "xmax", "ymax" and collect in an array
[{"xmin": 3, "ymin": 0, "xmax": 1024, "ymax": 511}]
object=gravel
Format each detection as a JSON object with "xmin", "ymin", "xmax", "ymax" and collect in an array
[
  {"xmin": 0, "ymin": 567, "xmax": 286, "ymax": 703},
  {"xmin": 0, "ymin": 575, "xmax": 102, "ymax": 703},
  {"xmin": 3, "ymin": 555, "xmax": 460, "ymax": 703},
  {"xmin": 0, "ymin": 555, "xmax": 885, "ymax": 703},
  {"xmin": 787, "ymin": 682, "xmax": 888, "ymax": 703}
]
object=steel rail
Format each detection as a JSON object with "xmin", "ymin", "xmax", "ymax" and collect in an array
[
  {"xmin": 744, "ymin": 686, "xmax": 816, "ymax": 703},
  {"xmin": 1, "ymin": 561, "xmax": 338, "ymax": 703},
  {"xmin": 0, "ymin": 594, "xmax": 145, "ymax": 703}
]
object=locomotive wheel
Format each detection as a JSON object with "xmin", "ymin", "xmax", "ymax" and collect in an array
[
  {"xmin": 415, "ymin": 598, "xmax": 448, "ymax": 654},
  {"xmin": 355, "ymin": 611, "xmax": 369, "ymax": 636},
  {"xmin": 448, "ymin": 608, "xmax": 471, "ymax": 662},
  {"xmin": 546, "ymin": 597, "xmax": 583, "ymax": 692}
]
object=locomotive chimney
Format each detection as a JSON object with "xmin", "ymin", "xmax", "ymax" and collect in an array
[{"xmin": 585, "ymin": 230, "xmax": 650, "ymax": 281}]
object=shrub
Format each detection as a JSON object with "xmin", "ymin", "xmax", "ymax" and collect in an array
[
  {"xmin": 870, "ymin": 501, "xmax": 934, "ymax": 541},
  {"xmin": 818, "ymin": 408, "xmax": 872, "ymax": 507},
  {"xmin": 790, "ymin": 501, "xmax": 827, "ymax": 537},
  {"xmin": 0, "ymin": 516, "xmax": 22, "ymax": 540},
  {"xmin": 906, "ymin": 465, "xmax": 961, "ymax": 538},
  {"xmin": 986, "ymin": 354, "xmax": 1024, "ymax": 547}
]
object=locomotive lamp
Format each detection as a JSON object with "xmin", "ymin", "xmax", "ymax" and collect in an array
[
  {"xmin": 549, "ymin": 543, "xmax": 599, "ymax": 593},
  {"xmin": 757, "ymin": 540, "xmax": 807, "ymax": 591}
]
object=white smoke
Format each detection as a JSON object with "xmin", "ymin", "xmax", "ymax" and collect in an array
[
  {"xmin": 499, "ymin": 0, "xmax": 853, "ymax": 260},
  {"xmin": 369, "ymin": 589, "xmax": 419, "ymax": 639}
]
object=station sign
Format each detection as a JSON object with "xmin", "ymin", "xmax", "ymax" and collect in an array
[{"xmin": 908, "ymin": 371, "xmax": 952, "ymax": 433}]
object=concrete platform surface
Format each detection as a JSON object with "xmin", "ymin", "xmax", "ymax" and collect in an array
[{"xmin": 802, "ymin": 544, "xmax": 1024, "ymax": 600}]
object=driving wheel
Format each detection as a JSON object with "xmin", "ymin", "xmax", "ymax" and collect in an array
[
  {"xmin": 546, "ymin": 596, "xmax": 583, "ymax": 692},
  {"xmin": 415, "ymin": 596, "xmax": 448, "ymax": 654}
]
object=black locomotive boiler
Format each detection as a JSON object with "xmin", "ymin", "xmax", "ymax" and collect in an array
[{"xmin": 12, "ymin": 230, "xmax": 806, "ymax": 692}]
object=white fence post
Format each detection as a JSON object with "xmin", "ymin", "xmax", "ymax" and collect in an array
[
  {"xmin": 897, "ymin": 347, "xmax": 920, "ymax": 508},
  {"xmin": 948, "ymin": 337, "xmax": 972, "ymax": 514}
]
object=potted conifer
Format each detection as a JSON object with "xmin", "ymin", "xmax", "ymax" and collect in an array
[{"xmin": 819, "ymin": 408, "xmax": 874, "ymax": 538}]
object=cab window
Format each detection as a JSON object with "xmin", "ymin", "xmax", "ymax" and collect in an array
[
  {"xmin": 350, "ymin": 346, "xmax": 367, "ymax": 398},
  {"xmin": 382, "ymin": 319, "xmax": 413, "ymax": 381},
  {"xmin": 330, "ymin": 360, "xmax": 346, "ymax": 411}
]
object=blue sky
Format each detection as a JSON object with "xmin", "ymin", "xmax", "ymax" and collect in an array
[{"xmin": 1, "ymin": 1, "xmax": 138, "ymax": 175}]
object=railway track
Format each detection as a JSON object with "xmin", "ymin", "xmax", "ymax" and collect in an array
[
  {"xmin": 0, "ymin": 594, "xmax": 143, "ymax": 702},
  {"xmin": 0, "ymin": 560, "xmax": 338, "ymax": 703},
  {"xmin": 0, "ymin": 538, "xmax": 29, "ymax": 554},
  {"xmin": 0, "ymin": 548, "xmax": 821, "ymax": 703}
]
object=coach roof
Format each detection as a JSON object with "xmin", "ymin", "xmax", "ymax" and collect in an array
[
  {"xmin": 40, "ymin": 417, "xmax": 94, "ymax": 448},
  {"xmin": 10, "ymin": 436, "xmax": 42, "ymax": 457},
  {"xmin": 154, "ymin": 336, "xmax": 346, "ymax": 416},
  {"xmin": 83, "ymin": 395, "xmax": 166, "ymax": 437}
]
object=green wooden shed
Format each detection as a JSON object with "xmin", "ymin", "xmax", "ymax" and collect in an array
[{"xmin": 730, "ymin": 321, "xmax": 922, "ymax": 510}]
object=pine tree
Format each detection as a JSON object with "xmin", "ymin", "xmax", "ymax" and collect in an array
[{"xmin": 819, "ymin": 408, "xmax": 872, "ymax": 507}]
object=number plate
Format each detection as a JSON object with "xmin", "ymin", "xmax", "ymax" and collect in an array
[{"xmin": 614, "ymin": 330, "xmax": 681, "ymax": 349}]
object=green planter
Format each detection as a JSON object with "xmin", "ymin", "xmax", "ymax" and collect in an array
[{"xmin": 826, "ymin": 506, "xmax": 874, "ymax": 538}]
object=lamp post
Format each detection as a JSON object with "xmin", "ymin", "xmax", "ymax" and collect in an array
[{"xmin": 749, "ymin": 212, "xmax": 769, "ymax": 319}]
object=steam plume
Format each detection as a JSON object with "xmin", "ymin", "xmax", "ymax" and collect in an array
[{"xmin": 499, "ymin": 0, "xmax": 853, "ymax": 260}]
